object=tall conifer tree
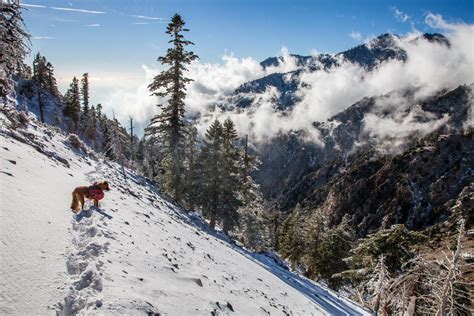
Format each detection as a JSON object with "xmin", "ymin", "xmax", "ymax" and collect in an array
[
  {"xmin": 63, "ymin": 77, "xmax": 81, "ymax": 131},
  {"xmin": 1, "ymin": 0, "xmax": 29, "ymax": 98},
  {"xmin": 81, "ymin": 73, "xmax": 90, "ymax": 115},
  {"xmin": 196, "ymin": 120, "xmax": 224, "ymax": 230},
  {"xmin": 45, "ymin": 61, "xmax": 58, "ymax": 95},
  {"xmin": 145, "ymin": 14, "xmax": 198, "ymax": 203},
  {"xmin": 220, "ymin": 118, "xmax": 242, "ymax": 234},
  {"xmin": 32, "ymin": 53, "xmax": 47, "ymax": 122}
]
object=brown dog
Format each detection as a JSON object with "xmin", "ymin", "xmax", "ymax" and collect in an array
[{"xmin": 70, "ymin": 181, "xmax": 110, "ymax": 212}]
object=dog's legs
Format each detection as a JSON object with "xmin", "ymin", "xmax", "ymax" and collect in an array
[
  {"xmin": 70, "ymin": 192, "xmax": 75, "ymax": 210},
  {"xmin": 71, "ymin": 192, "xmax": 79, "ymax": 212},
  {"xmin": 93, "ymin": 199, "xmax": 99, "ymax": 208},
  {"xmin": 79, "ymin": 194, "xmax": 85, "ymax": 210}
]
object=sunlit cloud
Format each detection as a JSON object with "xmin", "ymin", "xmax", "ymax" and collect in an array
[{"xmin": 85, "ymin": 24, "xmax": 100, "ymax": 27}]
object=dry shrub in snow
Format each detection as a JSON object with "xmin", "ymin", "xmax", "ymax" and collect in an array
[
  {"xmin": 68, "ymin": 133, "xmax": 84, "ymax": 150},
  {"xmin": 17, "ymin": 111, "xmax": 29, "ymax": 127}
]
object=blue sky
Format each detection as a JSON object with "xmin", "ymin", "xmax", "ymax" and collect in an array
[{"xmin": 21, "ymin": 0, "xmax": 474, "ymax": 106}]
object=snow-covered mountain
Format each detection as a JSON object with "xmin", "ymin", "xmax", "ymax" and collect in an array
[
  {"xmin": 0, "ymin": 108, "xmax": 370, "ymax": 315},
  {"xmin": 230, "ymin": 33, "xmax": 446, "ymax": 110}
]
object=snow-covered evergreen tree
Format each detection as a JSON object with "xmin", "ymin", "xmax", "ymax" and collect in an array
[
  {"xmin": 45, "ymin": 61, "xmax": 58, "ymax": 96},
  {"xmin": 220, "ymin": 118, "xmax": 242, "ymax": 234},
  {"xmin": 278, "ymin": 206, "xmax": 304, "ymax": 270},
  {"xmin": 63, "ymin": 77, "xmax": 81, "ymax": 131},
  {"xmin": 183, "ymin": 125, "xmax": 200, "ymax": 210},
  {"xmin": 341, "ymin": 224, "xmax": 426, "ymax": 282},
  {"xmin": 84, "ymin": 105, "xmax": 98, "ymax": 145},
  {"xmin": 145, "ymin": 14, "xmax": 198, "ymax": 203},
  {"xmin": 312, "ymin": 216, "xmax": 354, "ymax": 288},
  {"xmin": 32, "ymin": 53, "xmax": 48, "ymax": 122},
  {"xmin": 80, "ymin": 73, "xmax": 91, "ymax": 135},
  {"xmin": 238, "ymin": 135, "xmax": 271, "ymax": 251},
  {"xmin": 1, "ymin": 0, "xmax": 29, "ymax": 99},
  {"xmin": 102, "ymin": 119, "xmax": 114, "ymax": 159},
  {"xmin": 80, "ymin": 73, "xmax": 89, "ymax": 114},
  {"xmin": 196, "ymin": 119, "xmax": 224, "ymax": 229},
  {"xmin": 302, "ymin": 210, "xmax": 326, "ymax": 279}
]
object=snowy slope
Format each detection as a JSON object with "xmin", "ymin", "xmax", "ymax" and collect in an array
[{"xmin": 0, "ymin": 112, "xmax": 370, "ymax": 315}]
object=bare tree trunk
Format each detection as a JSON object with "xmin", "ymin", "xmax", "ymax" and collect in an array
[
  {"xmin": 209, "ymin": 214, "xmax": 216, "ymax": 230},
  {"xmin": 404, "ymin": 297, "xmax": 416, "ymax": 316},
  {"xmin": 38, "ymin": 88, "xmax": 45, "ymax": 123}
]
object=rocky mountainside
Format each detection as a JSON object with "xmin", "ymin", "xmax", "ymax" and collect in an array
[
  {"xmin": 257, "ymin": 84, "xmax": 472, "ymax": 210},
  {"xmin": 291, "ymin": 130, "xmax": 473, "ymax": 237}
]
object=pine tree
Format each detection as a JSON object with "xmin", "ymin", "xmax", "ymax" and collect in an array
[
  {"xmin": 1, "ymin": 0, "xmax": 30, "ymax": 98},
  {"xmin": 80, "ymin": 73, "xmax": 90, "ymax": 134},
  {"xmin": 145, "ymin": 14, "xmax": 198, "ymax": 203},
  {"xmin": 302, "ymin": 210, "xmax": 326, "ymax": 279},
  {"xmin": 220, "ymin": 118, "xmax": 242, "ymax": 234},
  {"xmin": 107, "ymin": 118, "xmax": 130, "ymax": 163},
  {"xmin": 342, "ymin": 224, "xmax": 426, "ymax": 279},
  {"xmin": 183, "ymin": 125, "xmax": 200, "ymax": 210},
  {"xmin": 81, "ymin": 73, "xmax": 89, "ymax": 114},
  {"xmin": 45, "ymin": 61, "xmax": 58, "ymax": 95},
  {"xmin": 238, "ymin": 135, "xmax": 271, "ymax": 250},
  {"xmin": 85, "ymin": 105, "xmax": 98, "ymax": 144},
  {"xmin": 96, "ymin": 103, "xmax": 103, "ymax": 120},
  {"xmin": 196, "ymin": 120, "xmax": 224, "ymax": 230},
  {"xmin": 136, "ymin": 137, "xmax": 157, "ymax": 179},
  {"xmin": 63, "ymin": 77, "xmax": 81, "ymax": 131},
  {"xmin": 312, "ymin": 216, "xmax": 354, "ymax": 288},
  {"xmin": 128, "ymin": 117, "xmax": 136, "ymax": 162},
  {"xmin": 102, "ymin": 120, "xmax": 114, "ymax": 159},
  {"xmin": 335, "ymin": 224, "xmax": 427, "ymax": 306},
  {"xmin": 32, "ymin": 53, "xmax": 48, "ymax": 122},
  {"xmin": 278, "ymin": 206, "xmax": 304, "ymax": 270}
]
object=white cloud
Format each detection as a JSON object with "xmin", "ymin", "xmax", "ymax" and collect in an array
[
  {"xmin": 21, "ymin": 3, "xmax": 47, "ymax": 8},
  {"xmin": 20, "ymin": 3, "xmax": 106, "ymax": 14},
  {"xmin": 130, "ymin": 15, "xmax": 166, "ymax": 21},
  {"xmin": 391, "ymin": 7, "xmax": 410, "ymax": 22},
  {"xmin": 363, "ymin": 106, "xmax": 450, "ymax": 154},
  {"xmin": 50, "ymin": 6, "xmax": 106, "ymax": 14},
  {"xmin": 85, "ymin": 24, "xmax": 100, "ymax": 27},
  {"xmin": 349, "ymin": 31, "xmax": 362, "ymax": 41},
  {"xmin": 425, "ymin": 12, "xmax": 458, "ymax": 31},
  {"xmin": 32, "ymin": 36, "xmax": 54, "ymax": 40}
]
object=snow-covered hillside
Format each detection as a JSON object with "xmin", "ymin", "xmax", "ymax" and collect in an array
[{"xmin": 0, "ymin": 111, "xmax": 369, "ymax": 315}]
